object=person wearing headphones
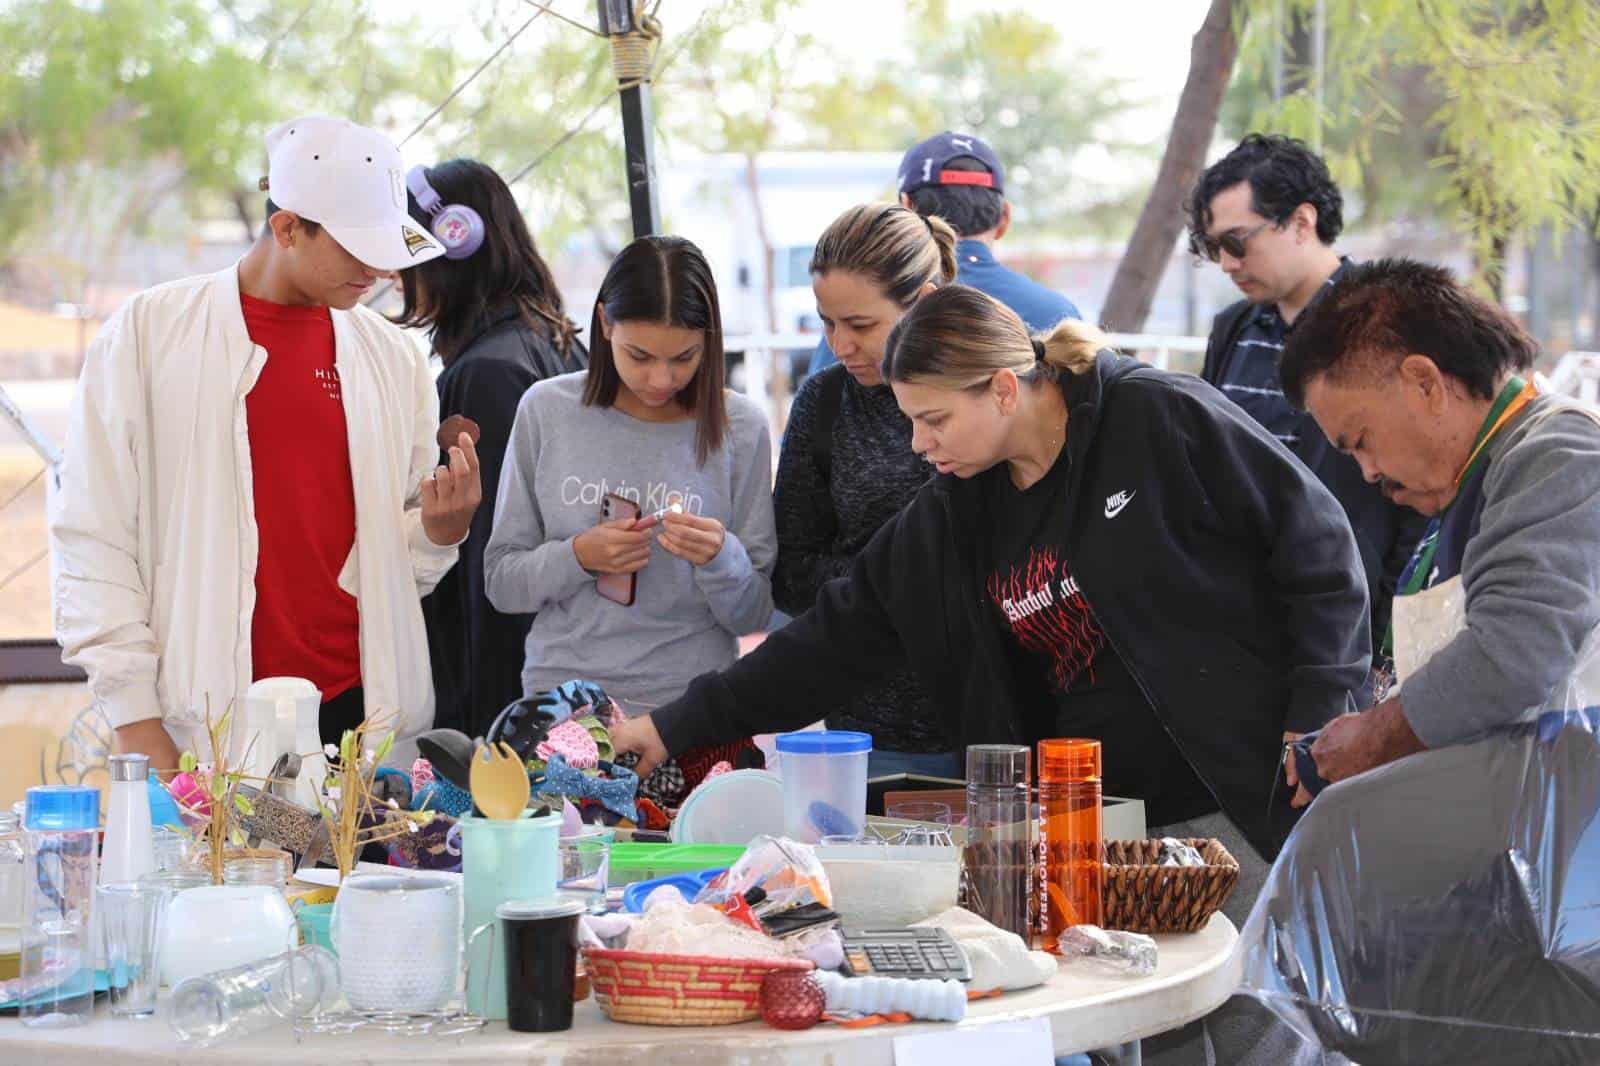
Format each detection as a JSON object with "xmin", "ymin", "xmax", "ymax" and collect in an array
[{"xmin": 396, "ymin": 159, "xmax": 587, "ymax": 737}]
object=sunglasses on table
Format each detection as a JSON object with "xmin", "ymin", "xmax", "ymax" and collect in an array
[{"xmin": 1192, "ymin": 220, "xmax": 1276, "ymax": 263}]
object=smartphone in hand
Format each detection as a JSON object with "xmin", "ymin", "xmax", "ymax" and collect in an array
[{"xmin": 596, "ymin": 492, "xmax": 642, "ymax": 607}]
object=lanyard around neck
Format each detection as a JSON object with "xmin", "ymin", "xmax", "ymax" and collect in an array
[{"xmin": 1381, "ymin": 376, "xmax": 1534, "ymax": 657}]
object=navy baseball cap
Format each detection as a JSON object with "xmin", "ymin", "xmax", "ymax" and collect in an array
[{"xmin": 898, "ymin": 132, "xmax": 1005, "ymax": 196}]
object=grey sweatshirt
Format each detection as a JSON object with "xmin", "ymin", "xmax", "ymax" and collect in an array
[
  {"xmin": 484, "ymin": 372, "xmax": 776, "ymax": 711},
  {"xmin": 1402, "ymin": 395, "xmax": 1600, "ymax": 746}
]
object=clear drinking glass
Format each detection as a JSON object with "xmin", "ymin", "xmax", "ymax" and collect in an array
[
  {"xmin": 557, "ymin": 839, "xmax": 610, "ymax": 915},
  {"xmin": 886, "ymin": 801, "xmax": 954, "ymax": 825},
  {"xmin": 150, "ymin": 826, "xmax": 191, "ymax": 873},
  {"xmin": 223, "ymin": 857, "xmax": 288, "ymax": 892},
  {"xmin": 96, "ymin": 883, "xmax": 166, "ymax": 1017},
  {"xmin": 168, "ymin": 945, "xmax": 339, "ymax": 1045},
  {"xmin": 0, "ymin": 811, "xmax": 23, "ymax": 935}
]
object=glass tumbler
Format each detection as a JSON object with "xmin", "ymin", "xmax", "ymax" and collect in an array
[{"xmin": 97, "ymin": 883, "xmax": 166, "ymax": 1017}]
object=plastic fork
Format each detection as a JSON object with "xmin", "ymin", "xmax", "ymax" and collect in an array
[{"xmin": 469, "ymin": 741, "xmax": 530, "ymax": 821}]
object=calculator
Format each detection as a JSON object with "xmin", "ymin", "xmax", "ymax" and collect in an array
[{"xmin": 840, "ymin": 927, "xmax": 972, "ymax": 982}]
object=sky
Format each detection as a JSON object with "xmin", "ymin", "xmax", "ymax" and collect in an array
[{"xmin": 390, "ymin": 0, "xmax": 1212, "ymax": 149}]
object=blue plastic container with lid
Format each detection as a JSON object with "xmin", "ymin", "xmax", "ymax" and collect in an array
[
  {"xmin": 21, "ymin": 785, "xmax": 100, "ymax": 1029},
  {"xmin": 775, "ymin": 730, "xmax": 872, "ymax": 843}
]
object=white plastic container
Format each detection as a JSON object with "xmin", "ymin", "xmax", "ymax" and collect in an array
[{"xmin": 775, "ymin": 731, "xmax": 872, "ymax": 844}]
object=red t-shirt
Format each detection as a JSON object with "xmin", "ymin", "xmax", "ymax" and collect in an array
[{"xmin": 241, "ymin": 293, "xmax": 362, "ymax": 702}]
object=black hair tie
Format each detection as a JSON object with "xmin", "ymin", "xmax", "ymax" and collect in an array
[{"xmin": 1031, "ymin": 338, "xmax": 1047, "ymax": 362}]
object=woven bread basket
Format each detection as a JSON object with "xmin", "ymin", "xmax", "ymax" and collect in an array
[
  {"xmin": 1102, "ymin": 837, "xmax": 1239, "ymax": 934},
  {"xmin": 582, "ymin": 947, "xmax": 814, "ymax": 1025}
]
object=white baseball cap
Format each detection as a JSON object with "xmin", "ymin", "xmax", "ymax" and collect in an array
[{"xmin": 262, "ymin": 115, "xmax": 445, "ymax": 271}]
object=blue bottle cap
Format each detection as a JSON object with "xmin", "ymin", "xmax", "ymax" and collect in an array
[
  {"xmin": 774, "ymin": 730, "xmax": 873, "ymax": 755},
  {"xmin": 24, "ymin": 785, "xmax": 100, "ymax": 831}
]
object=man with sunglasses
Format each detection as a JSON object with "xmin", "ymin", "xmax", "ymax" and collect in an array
[{"xmin": 1189, "ymin": 134, "xmax": 1426, "ymax": 670}]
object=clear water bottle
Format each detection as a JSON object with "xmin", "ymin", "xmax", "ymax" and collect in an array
[
  {"xmin": 963, "ymin": 745, "xmax": 1032, "ymax": 940},
  {"xmin": 21, "ymin": 785, "xmax": 101, "ymax": 1028}
]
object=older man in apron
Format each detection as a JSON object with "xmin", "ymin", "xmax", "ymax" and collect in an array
[
  {"xmin": 1234, "ymin": 257, "xmax": 1600, "ymax": 1065},
  {"xmin": 1271, "ymin": 259, "xmax": 1600, "ymax": 786}
]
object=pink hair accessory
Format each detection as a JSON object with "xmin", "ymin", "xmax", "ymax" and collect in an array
[{"xmin": 536, "ymin": 719, "xmax": 600, "ymax": 770}]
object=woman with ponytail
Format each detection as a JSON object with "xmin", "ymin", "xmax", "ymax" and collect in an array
[
  {"xmin": 770, "ymin": 203, "xmax": 960, "ymax": 777},
  {"xmin": 616, "ymin": 283, "xmax": 1372, "ymax": 874}
]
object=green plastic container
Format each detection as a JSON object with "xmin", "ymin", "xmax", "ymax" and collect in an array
[{"xmin": 607, "ymin": 843, "xmax": 746, "ymax": 886}]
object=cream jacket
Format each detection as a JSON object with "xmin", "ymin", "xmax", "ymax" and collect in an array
[{"xmin": 50, "ymin": 264, "xmax": 456, "ymax": 748}]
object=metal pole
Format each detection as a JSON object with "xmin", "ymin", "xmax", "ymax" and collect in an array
[
  {"xmin": 1312, "ymin": 0, "xmax": 1326, "ymax": 150},
  {"xmin": 598, "ymin": 0, "xmax": 662, "ymax": 238}
]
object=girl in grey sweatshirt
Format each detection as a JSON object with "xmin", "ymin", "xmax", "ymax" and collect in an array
[{"xmin": 484, "ymin": 237, "xmax": 776, "ymax": 713}]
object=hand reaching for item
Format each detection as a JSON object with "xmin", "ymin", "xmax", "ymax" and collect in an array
[
  {"xmin": 609, "ymin": 714, "xmax": 668, "ymax": 778},
  {"xmin": 421, "ymin": 431, "xmax": 482, "ymax": 546}
]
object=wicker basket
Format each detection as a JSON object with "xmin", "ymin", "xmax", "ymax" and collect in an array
[
  {"xmin": 1101, "ymin": 838, "xmax": 1239, "ymax": 934},
  {"xmin": 583, "ymin": 947, "xmax": 813, "ymax": 1025}
]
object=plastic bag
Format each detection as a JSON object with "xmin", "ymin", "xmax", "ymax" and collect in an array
[
  {"xmin": 694, "ymin": 836, "xmax": 833, "ymax": 930},
  {"xmin": 1237, "ymin": 628, "xmax": 1600, "ymax": 1065}
]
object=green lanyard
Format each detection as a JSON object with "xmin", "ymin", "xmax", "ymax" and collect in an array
[{"xmin": 1380, "ymin": 375, "xmax": 1531, "ymax": 657}]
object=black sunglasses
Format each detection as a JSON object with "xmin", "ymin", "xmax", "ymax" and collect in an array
[{"xmin": 1193, "ymin": 220, "xmax": 1275, "ymax": 263}]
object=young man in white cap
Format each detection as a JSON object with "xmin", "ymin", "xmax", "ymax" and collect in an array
[{"xmin": 50, "ymin": 115, "xmax": 481, "ymax": 772}]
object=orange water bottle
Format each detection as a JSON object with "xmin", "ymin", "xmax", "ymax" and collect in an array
[{"xmin": 1037, "ymin": 738, "xmax": 1102, "ymax": 951}]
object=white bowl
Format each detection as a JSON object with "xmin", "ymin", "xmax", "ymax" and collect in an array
[{"xmin": 161, "ymin": 885, "xmax": 297, "ymax": 987}]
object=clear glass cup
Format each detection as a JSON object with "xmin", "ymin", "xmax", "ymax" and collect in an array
[
  {"xmin": 557, "ymin": 839, "xmax": 610, "ymax": 915},
  {"xmin": 886, "ymin": 800, "xmax": 954, "ymax": 825},
  {"xmin": 168, "ymin": 945, "xmax": 339, "ymax": 1045},
  {"xmin": 150, "ymin": 826, "xmax": 191, "ymax": 873},
  {"xmin": 0, "ymin": 811, "xmax": 24, "ymax": 935},
  {"xmin": 223, "ymin": 857, "xmax": 288, "ymax": 891},
  {"xmin": 139, "ymin": 868, "xmax": 211, "ymax": 912},
  {"xmin": 96, "ymin": 883, "xmax": 165, "ymax": 1017}
]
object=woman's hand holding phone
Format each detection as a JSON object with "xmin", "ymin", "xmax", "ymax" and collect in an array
[
  {"xmin": 574, "ymin": 518, "xmax": 653, "ymax": 575},
  {"xmin": 655, "ymin": 511, "xmax": 726, "ymax": 566}
]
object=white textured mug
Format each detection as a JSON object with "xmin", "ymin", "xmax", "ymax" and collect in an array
[{"xmin": 332, "ymin": 872, "xmax": 461, "ymax": 1012}]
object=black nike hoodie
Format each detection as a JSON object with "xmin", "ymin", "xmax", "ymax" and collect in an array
[{"xmin": 652, "ymin": 351, "xmax": 1370, "ymax": 859}]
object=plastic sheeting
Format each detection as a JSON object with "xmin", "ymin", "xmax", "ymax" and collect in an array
[{"xmin": 1237, "ymin": 648, "xmax": 1600, "ymax": 1064}]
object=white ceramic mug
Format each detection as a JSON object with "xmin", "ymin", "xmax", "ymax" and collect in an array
[
  {"xmin": 161, "ymin": 884, "xmax": 298, "ymax": 987},
  {"xmin": 332, "ymin": 872, "xmax": 461, "ymax": 1012}
]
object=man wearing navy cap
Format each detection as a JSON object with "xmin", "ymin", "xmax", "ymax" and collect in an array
[{"xmin": 807, "ymin": 131, "xmax": 1081, "ymax": 375}]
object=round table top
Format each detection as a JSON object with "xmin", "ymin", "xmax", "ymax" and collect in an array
[{"xmin": 4, "ymin": 915, "xmax": 1239, "ymax": 1063}]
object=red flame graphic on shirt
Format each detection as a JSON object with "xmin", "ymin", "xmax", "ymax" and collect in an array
[{"xmin": 986, "ymin": 546, "xmax": 1103, "ymax": 691}]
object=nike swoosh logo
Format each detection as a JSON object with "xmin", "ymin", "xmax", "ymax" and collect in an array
[{"xmin": 1104, "ymin": 491, "xmax": 1136, "ymax": 519}]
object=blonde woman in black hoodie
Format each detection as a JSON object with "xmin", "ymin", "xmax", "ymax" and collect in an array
[
  {"xmin": 616, "ymin": 283, "xmax": 1370, "ymax": 861},
  {"xmin": 616, "ymin": 283, "xmax": 1369, "ymax": 1063}
]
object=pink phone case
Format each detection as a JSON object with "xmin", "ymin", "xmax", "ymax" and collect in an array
[{"xmin": 596, "ymin": 493, "xmax": 640, "ymax": 606}]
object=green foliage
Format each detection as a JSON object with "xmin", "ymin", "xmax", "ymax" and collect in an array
[
  {"xmin": 904, "ymin": 13, "xmax": 1149, "ymax": 237},
  {"xmin": 0, "ymin": 0, "xmax": 1146, "ymax": 277},
  {"xmin": 1229, "ymin": 0, "xmax": 1600, "ymax": 274}
]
